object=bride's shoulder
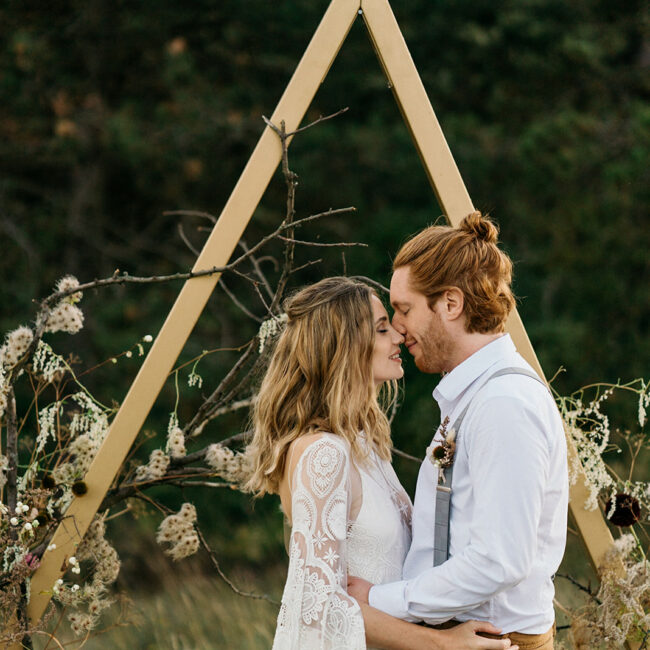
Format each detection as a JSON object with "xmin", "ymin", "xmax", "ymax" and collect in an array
[{"xmin": 288, "ymin": 432, "xmax": 351, "ymax": 465}]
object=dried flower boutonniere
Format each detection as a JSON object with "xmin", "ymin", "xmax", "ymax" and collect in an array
[{"xmin": 426, "ymin": 416, "xmax": 457, "ymax": 472}]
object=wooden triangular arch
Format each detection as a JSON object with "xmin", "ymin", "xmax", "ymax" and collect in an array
[{"xmin": 26, "ymin": 0, "xmax": 623, "ymax": 639}]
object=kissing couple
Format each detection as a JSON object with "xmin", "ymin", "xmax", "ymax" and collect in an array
[{"xmin": 246, "ymin": 211, "xmax": 568, "ymax": 650}]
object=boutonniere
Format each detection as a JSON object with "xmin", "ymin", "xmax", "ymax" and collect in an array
[{"xmin": 426, "ymin": 416, "xmax": 457, "ymax": 470}]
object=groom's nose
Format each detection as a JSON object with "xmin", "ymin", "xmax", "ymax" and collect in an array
[{"xmin": 392, "ymin": 313, "xmax": 406, "ymax": 335}]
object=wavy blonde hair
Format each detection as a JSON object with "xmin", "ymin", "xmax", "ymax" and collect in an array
[{"xmin": 245, "ymin": 277, "xmax": 394, "ymax": 496}]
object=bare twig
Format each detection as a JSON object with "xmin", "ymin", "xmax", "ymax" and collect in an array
[
  {"xmin": 164, "ymin": 210, "xmax": 217, "ymax": 224},
  {"xmin": 176, "ymin": 222, "xmax": 200, "ymax": 256},
  {"xmin": 391, "ymin": 447, "xmax": 422, "ymax": 464},
  {"xmin": 5, "ymin": 387, "xmax": 18, "ymax": 516},
  {"xmin": 277, "ymin": 236, "xmax": 367, "ymax": 248},
  {"xmin": 183, "ymin": 398, "xmax": 255, "ymax": 439},
  {"xmin": 239, "ymin": 240, "xmax": 274, "ymax": 299},
  {"xmin": 350, "ymin": 275, "xmax": 389, "ymax": 295},
  {"xmin": 218, "ymin": 278, "xmax": 263, "ymax": 323},
  {"xmin": 262, "ymin": 107, "xmax": 349, "ymax": 139},
  {"xmin": 196, "ymin": 527, "xmax": 279, "ymax": 604},
  {"xmin": 290, "ymin": 259, "xmax": 323, "ymax": 274},
  {"xmin": 556, "ymin": 573, "xmax": 601, "ymax": 604},
  {"xmin": 183, "ymin": 341, "xmax": 257, "ymax": 438}
]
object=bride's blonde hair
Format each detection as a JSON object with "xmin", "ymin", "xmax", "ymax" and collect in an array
[{"xmin": 246, "ymin": 277, "xmax": 394, "ymax": 496}]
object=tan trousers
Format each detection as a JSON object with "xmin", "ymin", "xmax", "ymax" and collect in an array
[{"xmin": 432, "ymin": 620, "xmax": 556, "ymax": 650}]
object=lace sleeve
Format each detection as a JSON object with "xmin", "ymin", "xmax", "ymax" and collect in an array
[{"xmin": 273, "ymin": 435, "xmax": 366, "ymax": 650}]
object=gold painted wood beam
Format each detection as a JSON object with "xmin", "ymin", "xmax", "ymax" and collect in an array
[{"xmin": 24, "ymin": 0, "xmax": 361, "ymax": 627}]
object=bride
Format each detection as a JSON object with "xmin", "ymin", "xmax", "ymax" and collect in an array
[{"xmin": 247, "ymin": 277, "xmax": 517, "ymax": 650}]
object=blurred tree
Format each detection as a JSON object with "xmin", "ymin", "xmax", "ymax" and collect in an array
[{"xmin": 0, "ymin": 0, "xmax": 648, "ymax": 562}]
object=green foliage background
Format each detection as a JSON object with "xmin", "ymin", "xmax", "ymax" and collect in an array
[{"xmin": 1, "ymin": 0, "xmax": 649, "ymax": 619}]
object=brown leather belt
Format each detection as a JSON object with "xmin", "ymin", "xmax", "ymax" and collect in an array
[{"xmin": 428, "ymin": 620, "xmax": 556, "ymax": 650}]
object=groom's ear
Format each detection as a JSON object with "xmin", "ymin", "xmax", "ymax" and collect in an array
[{"xmin": 440, "ymin": 288, "xmax": 465, "ymax": 322}]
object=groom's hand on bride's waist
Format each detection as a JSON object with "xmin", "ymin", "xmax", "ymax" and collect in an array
[{"xmin": 347, "ymin": 576, "xmax": 372, "ymax": 604}]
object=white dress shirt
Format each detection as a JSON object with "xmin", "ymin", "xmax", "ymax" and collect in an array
[{"xmin": 369, "ymin": 335, "xmax": 568, "ymax": 633}]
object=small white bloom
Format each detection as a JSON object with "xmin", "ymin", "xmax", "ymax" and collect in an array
[
  {"xmin": 257, "ymin": 313, "xmax": 288, "ymax": 353},
  {"xmin": 23, "ymin": 522, "xmax": 33, "ymax": 531},
  {"xmin": 0, "ymin": 326, "xmax": 34, "ymax": 368},
  {"xmin": 143, "ymin": 334, "xmax": 153, "ymax": 343},
  {"xmin": 32, "ymin": 519, "xmax": 39, "ymax": 528},
  {"xmin": 69, "ymin": 556, "xmax": 77, "ymax": 565},
  {"xmin": 71, "ymin": 566, "xmax": 81, "ymax": 574},
  {"xmin": 10, "ymin": 517, "xmax": 19, "ymax": 526},
  {"xmin": 47, "ymin": 543, "xmax": 57, "ymax": 551},
  {"xmin": 125, "ymin": 350, "xmax": 132, "ymax": 358},
  {"xmin": 71, "ymin": 584, "xmax": 80, "ymax": 592},
  {"xmin": 56, "ymin": 578, "xmax": 64, "ymax": 585}
]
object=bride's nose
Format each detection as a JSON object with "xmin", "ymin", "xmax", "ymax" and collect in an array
[{"xmin": 391, "ymin": 327, "xmax": 404, "ymax": 345}]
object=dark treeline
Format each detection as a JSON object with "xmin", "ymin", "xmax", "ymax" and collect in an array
[{"xmin": 1, "ymin": 0, "xmax": 648, "ymax": 565}]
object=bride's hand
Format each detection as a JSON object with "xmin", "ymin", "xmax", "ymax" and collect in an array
[{"xmin": 435, "ymin": 621, "xmax": 519, "ymax": 650}]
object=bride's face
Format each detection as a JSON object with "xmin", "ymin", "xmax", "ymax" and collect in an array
[{"xmin": 370, "ymin": 295, "xmax": 404, "ymax": 386}]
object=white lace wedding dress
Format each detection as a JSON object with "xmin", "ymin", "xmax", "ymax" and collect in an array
[{"xmin": 273, "ymin": 433, "xmax": 413, "ymax": 649}]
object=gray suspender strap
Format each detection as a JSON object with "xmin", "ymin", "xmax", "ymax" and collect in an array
[{"xmin": 432, "ymin": 366, "xmax": 549, "ymax": 567}]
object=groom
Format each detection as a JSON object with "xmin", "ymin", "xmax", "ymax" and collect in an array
[{"xmin": 349, "ymin": 212, "xmax": 568, "ymax": 650}]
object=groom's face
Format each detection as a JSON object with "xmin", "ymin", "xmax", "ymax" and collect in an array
[{"xmin": 390, "ymin": 266, "xmax": 453, "ymax": 374}]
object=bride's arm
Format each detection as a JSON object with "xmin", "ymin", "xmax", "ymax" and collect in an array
[
  {"xmin": 360, "ymin": 604, "xmax": 517, "ymax": 650},
  {"xmin": 274, "ymin": 434, "xmax": 365, "ymax": 649}
]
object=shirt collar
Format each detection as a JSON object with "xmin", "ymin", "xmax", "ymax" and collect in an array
[{"xmin": 433, "ymin": 334, "xmax": 516, "ymax": 406}]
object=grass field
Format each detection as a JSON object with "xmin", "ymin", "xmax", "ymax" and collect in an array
[{"xmin": 31, "ymin": 519, "xmax": 598, "ymax": 649}]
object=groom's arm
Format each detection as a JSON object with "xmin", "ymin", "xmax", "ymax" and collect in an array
[{"xmin": 369, "ymin": 396, "xmax": 553, "ymax": 623}]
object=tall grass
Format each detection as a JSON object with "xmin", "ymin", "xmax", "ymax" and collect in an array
[{"xmin": 35, "ymin": 565, "xmax": 284, "ymax": 650}]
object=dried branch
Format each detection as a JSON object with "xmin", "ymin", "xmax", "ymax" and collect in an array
[
  {"xmin": 391, "ymin": 447, "xmax": 422, "ymax": 464},
  {"xmin": 183, "ymin": 342, "xmax": 257, "ymax": 438},
  {"xmin": 218, "ymin": 278, "xmax": 263, "ymax": 323},
  {"xmin": 5, "ymin": 388, "xmax": 18, "ymax": 516},
  {"xmin": 350, "ymin": 275, "xmax": 389, "ymax": 295},
  {"xmin": 195, "ymin": 527, "xmax": 278, "ymax": 604},
  {"xmin": 556, "ymin": 572, "xmax": 601, "ymax": 604},
  {"xmin": 277, "ymin": 236, "xmax": 367, "ymax": 248},
  {"xmin": 238, "ymin": 240, "xmax": 274, "ymax": 299}
]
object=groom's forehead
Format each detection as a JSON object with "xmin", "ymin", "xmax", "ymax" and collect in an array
[{"xmin": 390, "ymin": 267, "xmax": 414, "ymax": 300}]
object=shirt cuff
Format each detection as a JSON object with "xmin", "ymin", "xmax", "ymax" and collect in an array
[{"xmin": 369, "ymin": 580, "xmax": 417, "ymax": 621}]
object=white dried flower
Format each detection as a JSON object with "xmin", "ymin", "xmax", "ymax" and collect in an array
[
  {"xmin": 638, "ymin": 384, "xmax": 649, "ymax": 428},
  {"xmin": 68, "ymin": 611, "xmax": 96, "ymax": 636},
  {"xmin": 44, "ymin": 302, "xmax": 84, "ymax": 334},
  {"xmin": 0, "ymin": 454, "xmax": 7, "ymax": 491},
  {"xmin": 257, "ymin": 313, "xmax": 288, "ymax": 353},
  {"xmin": 135, "ymin": 449, "xmax": 170, "ymax": 481},
  {"xmin": 166, "ymin": 426, "xmax": 186, "ymax": 459},
  {"xmin": 56, "ymin": 275, "xmax": 83, "ymax": 303},
  {"xmin": 10, "ymin": 517, "xmax": 19, "ymax": 526},
  {"xmin": 0, "ymin": 326, "xmax": 34, "ymax": 369},
  {"xmin": 156, "ymin": 503, "xmax": 199, "ymax": 561},
  {"xmin": 613, "ymin": 534, "xmax": 637, "ymax": 559},
  {"xmin": 187, "ymin": 369, "xmax": 203, "ymax": 388},
  {"xmin": 32, "ymin": 340, "xmax": 67, "ymax": 382},
  {"xmin": 143, "ymin": 334, "xmax": 153, "ymax": 343},
  {"xmin": 205, "ymin": 443, "xmax": 234, "ymax": 471}
]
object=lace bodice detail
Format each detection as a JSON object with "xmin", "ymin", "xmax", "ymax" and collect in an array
[{"xmin": 273, "ymin": 434, "xmax": 412, "ymax": 650}]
